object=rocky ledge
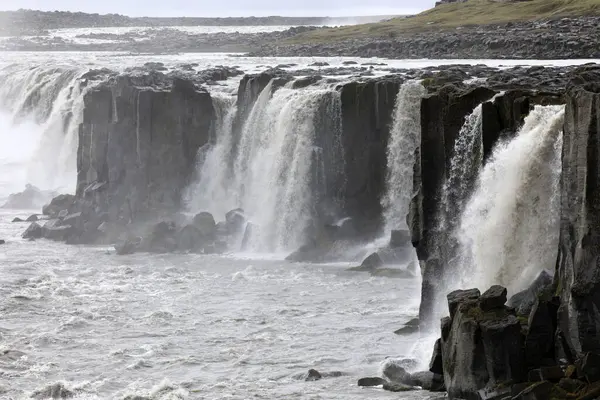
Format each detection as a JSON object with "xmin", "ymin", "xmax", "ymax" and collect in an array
[
  {"xmin": 250, "ymin": 17, "xmax": 600, "ymax": 59},
  {"xmin": 425, "ymin": 280, "xmax": 600, "ymax": 400}
]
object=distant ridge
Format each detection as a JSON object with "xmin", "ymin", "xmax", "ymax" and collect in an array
[{"xmin": 0, "ymin": 9, "xmax": 399, "ymax": 36}]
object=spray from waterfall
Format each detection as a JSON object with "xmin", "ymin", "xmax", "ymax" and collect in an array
[
  {"xmin": 454, "ymin": 105, "xmax": 565, "ymax": 294},
  {"xmin": 0, "ymin": 64, "xmax": 88, "ymax": 196},
  {"xmin": 381, "ymin": 81, "xmax": 427, "ymax": 234}
]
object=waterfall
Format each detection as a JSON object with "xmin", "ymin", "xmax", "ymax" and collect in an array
[
  {"xmin": 381, "ymin": 81, "xmax": 427, "ymax": 233},
  {"xmin": 184, "ymin": 93, "xmax": 238, "ymax": 217},
  {"xmin": 438, "ymin": 104, "xmax": 484, "ymax": 233},
  {"xmin": 454, "ymin": 105, "xmax": 565, "ymax": 294},
  {"xmin": 186, "ymin": 81, "xmax": 343, "ymax": 253},
  {"xmin": 0, "ymin": 63, "xmax": 88, "ymax": 196}
]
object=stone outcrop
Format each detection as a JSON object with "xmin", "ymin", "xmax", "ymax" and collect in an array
[
  {"xmin": 556, "ymin": 80, "xmax": 600, "ymax": 356},
  {"xmin": 337, "ymin": 77, "xmax": 402, "ymax": 233},
  {"xmin": 76, "ymin": 71, "xmax": 214, "ymax": 234}
]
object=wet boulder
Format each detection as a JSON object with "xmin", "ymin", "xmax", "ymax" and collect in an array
[
  {"xmin": 447, "ymin": 288, "xmax": 481, "ymax": 319},
  {"xmin": 0, "ymin": 239, "xmax": 5, "ymax": 245},
  {"xmin": 145, "ymin": 221, "xmax": 177, "ymax": 253},
  {"xmin": 576, "ymin": 352, "xmax": 600, "ymax": 383},
  {"xmin": 26, "ymin": 214, "xmax": 39, "ymax": 222},
  {"xmin": 358, "ymin": 377, "xmax": 387, "ymax": 387},
  {"xmin": 12, "ymin": 217, "xmax": 23, "ymax": 222},
  {"xmin": 22, "ymin": 222, "xmax": 43, "ymax": 239},
  {"xmin": 410, "ymin": 370, "xmax": 445, "ymax": 391},
  {"xmin": 42, "ymin": 219, "xmax": 74, "ymax": 241},
  {"xmin": 306, "ymin": 369, "xmax": 322, "ymax": 381},
  {"xmin": 192, "ymin": 212, "xmax": 216, "ymax": 237},
  {"xmin": 382, "ymin": 382, "xmax": 417, "ymax": 392},
  {"xmin": 225, "ymin": 208, "xmax": 246, "ymax": 234},
  {"xmin": 114, "ymin": 236, "xmax": 142, "ymax": 255},
  {"xmin": 382, "ymin": 360, "xmax": 414, "ymax": 384},
  {"xmin": 347, "ymin": 252, "xmax": 383, "ymax": 272},
  {"xmin": 394, "ymin": 318, "xmax": 420, "ymax": 335},
  {"xmin": 31, "ymin": 382, "xmax": 74, "ymax": 399},
  {"xmin": 507, "ymin": 269, "xmax": 553, "ymax": 316},
  {"xmin": 176, "ymin": 224, "xmax": 205, "ymax": 252},
  {"xmin": 42, "ymin": 194, "xmax": 76, "ymax": 218},
  {"xmin": 479, "ymin": 285, "xmax": 508, "ymax": 311}
]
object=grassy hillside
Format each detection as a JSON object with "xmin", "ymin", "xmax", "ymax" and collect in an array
[{"xmin": 289, "ymin": 0, "xmax": 600, "ymax": 42}]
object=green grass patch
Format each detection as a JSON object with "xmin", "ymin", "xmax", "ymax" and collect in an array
[{"xmin": 288, "ymin": 0, "xmax": 600, "ymax": 43}]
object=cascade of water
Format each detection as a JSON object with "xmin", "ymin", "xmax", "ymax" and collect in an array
[
  {"xmin": 454, "ymin": 105, "xmax": 565, "ymax": 294},
  {"xmin": 0, "ymin": 64, "xmax": 88, "ymax": 194},
  {"xmin": 186, "ymin": 81, "xmax": 343, "ymax": 253},
  {"xmin": 381, "ymin": 81, "xmax": 427, "ymax": 234},
  {"xmin": 184, "ymin": 93, "xmax": 238, "ymax": 216},
  {"xmin": 438, "ymin": 104, "xmax": 484, "ymax": 233}
]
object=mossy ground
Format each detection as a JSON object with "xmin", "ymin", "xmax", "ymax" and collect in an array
[{"xmin": 288, "ymin": 0, "xmax": 600, "ymax": 43}]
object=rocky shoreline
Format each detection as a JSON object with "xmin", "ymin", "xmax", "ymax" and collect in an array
[
  {"xmin": 251, "ymin": 17, "xmax": 600, "ymax": 60},
  {"xmin": 4, "ymin": 60, "xmax": 600, "ymax": 399}
]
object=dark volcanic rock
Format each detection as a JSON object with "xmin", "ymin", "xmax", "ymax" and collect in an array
[
  {"xmin": 348, "ymin": 252, "xmax": 384, "ymax": 272},
  {"xmin": 479, "ymin": 285, "xmax": 508, "ymax": 311},
  {"xmin": 507, "ymin": 269, "xmax": 554, "ymax": 316},
  {"xmin": 556, "ymin": 82, "xmax": 600, "ymax": 357},
  {"xmin": 31, "ymin": 382, "xmax": 74, "ymax": 399},
  {"xmin": 26, "ymin": 214, "xmax": 39, "ymax": 222},
  {"xmin": 22, "ymin": 222, "xmax": 43, "ymax": 239},
  {"xmin": 306, "ymin": 369, "xmax": 322, "ymax": 381},
  {"xmin": 42, "ymin": 194, "xmax": 76, "ymax": 218},
  {"xmin": 12, "ymin": 217, "xmax": 24, "ymax": 222},
  {"xmin": 440, "ymin": 286, "xmax": 528, "ymax": 399},
  {"xmin": 429, "ymin": 338, "xmax": 443, "ymax": 375},
  {"xmin": 75, "ymin": 72, "xmax": 214, "ymax": 241},
  {"xmin": 480, "ymin": 315, "xmax": 525, "ymax": 385},
  {"xmin": 357, "ymin": 377, "xmax": 387, "ymax": 387},
  {"xmin": 114, "ymin": 236, "xmax": 142, "ymax": 255},
  {"xmin": 394, "ymin": 318, "xmax": 420, "ymax": 335},
  {"xmin": 0, "ymin": 239, "xmax": 5, "ymax": 245},
  {"xmin": 525, "ymin": 298, "xmax": 559, "ymax": 370},
  {"xmin": 382, "ymin": 360, "xmax": 413, "ymax": 384},
  {"xmin": 447, "ymin": 288, "xmax": 481, "ymax": 319}
]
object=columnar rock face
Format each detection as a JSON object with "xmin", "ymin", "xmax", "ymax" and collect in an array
[
  {"xmin": 440, "ymin": 286, "xmax": 525, "ymax": 399},
  {"xmin": 77, "ymin": 72, "xmax": 214, "ymax": 226},
  {"xmin": 556, "ymin": 83, "xmax": 600, "ymax": 355},
  {"xmin": 338, "ymin": 78, "xmax": 402, "ymax": 233},
  {"xmin": 413, "ymin": 85, "xmax": 496, "ymax": 327}
]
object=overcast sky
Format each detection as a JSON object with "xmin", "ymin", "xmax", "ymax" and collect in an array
[{"xmin": 1, "ymin": 0, "xmax": 433, "ymax": 17}]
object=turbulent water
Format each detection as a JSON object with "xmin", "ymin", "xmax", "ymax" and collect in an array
[
  {"xmin": 0, "ymin": 209, "xmax": 426, "ymax": 399},
  {"xmin": 455, "ymin": 105, "xmax": 565, "ymax": 293},
  {"xmin": 381, "ymin": 81, "xmax": 426, "ymax": 234}
]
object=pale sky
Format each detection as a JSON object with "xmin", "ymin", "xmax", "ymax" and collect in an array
[{"xmin": 0, "ymin": 0, "xmax": 432, "ymax": 17}]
